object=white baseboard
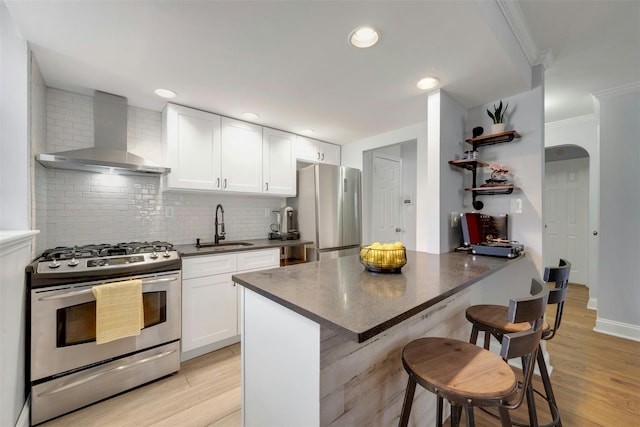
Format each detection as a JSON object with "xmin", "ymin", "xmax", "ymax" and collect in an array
[
  {"xmin": 594, "ymin": 318, "xmax": 640, "ymax": 342},
  {"xmin": 587, "ymin": 297, "xmax": 597, "ymax": 311},
  {"xmin": 16, "ymin": 395, "xmax": 30, "ymax": 427}
]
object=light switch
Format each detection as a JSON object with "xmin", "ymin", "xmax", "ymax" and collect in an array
[
  {"xmin": 451, "ymin": 212, "xmax": 460, "ymax": 227},
  {"xmin": 510, "ymin": 198, "xmax": 522, "ymax": 214}
]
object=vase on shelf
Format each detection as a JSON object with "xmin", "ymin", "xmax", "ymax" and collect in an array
[{"xmin": 491, "ymin": 123, "xmax": 506, "ymax": 134}]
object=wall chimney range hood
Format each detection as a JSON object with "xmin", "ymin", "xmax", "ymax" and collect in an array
[{"xmin": 36, "ymin": 91, "xmax": 170, "ymax": 176}]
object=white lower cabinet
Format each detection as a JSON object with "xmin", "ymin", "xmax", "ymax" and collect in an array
[{"xmin": 181, "ymin": 249, "xmax": 279, "ymax": 360}]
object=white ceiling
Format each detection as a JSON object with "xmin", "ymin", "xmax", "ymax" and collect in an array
[{"xmin": 6, "ymin": 0, "xmax": 639, "ymax": 144}]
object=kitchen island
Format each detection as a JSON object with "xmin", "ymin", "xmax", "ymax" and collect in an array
[{"xmin": 233, "ymin": 251, "xmax": 531, "ymax": 426}]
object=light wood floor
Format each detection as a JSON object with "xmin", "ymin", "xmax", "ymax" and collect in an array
[{"xmin": 42, "ymin": 284, "xmax": 639, "ymax": 426}]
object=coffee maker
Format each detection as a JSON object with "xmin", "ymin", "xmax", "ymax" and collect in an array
[
  {"xmin": 269, "ymin": 206, "xmax": 299, "ymax": 240},
  {"xmin": 280, "ymin": 206, "xmax": 299, "ymax": 240}
]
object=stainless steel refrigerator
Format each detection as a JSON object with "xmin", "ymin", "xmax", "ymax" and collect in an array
[{"xmin": 291, "ymin": 163, "xmax": 361, "ymax": 261}]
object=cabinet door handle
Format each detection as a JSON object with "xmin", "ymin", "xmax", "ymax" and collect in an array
[
  {"xmin": 265, "ymin": 182, "xmax": 269, "ymax": 192},
  {"xmin": 224, "ymin": 178, "xmax": 227, "ymax": 189},
  {"xmin": 317, "ymin": 152, "xmax": 321, "ymax": 161},
  {"xmin": 216, "ymin": 178, "xmax": 220, "ymax": 188},
  {"xmin": 321, "ymin": 153, "xmax": 325, "ymax": 161}
]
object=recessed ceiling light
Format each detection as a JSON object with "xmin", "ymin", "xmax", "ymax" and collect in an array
[
  {"xmin": 416, "ymin": 77, "xmax": 440, "ymax": 90},
  {"xmin": 242, "ymin": 112, "xmax": 259, "ymax": 121},
  {"xmin": 154, "ymin": 88, "xmax": 176, "ymax": 99},
  {"xmin": 300, "ymin": 129, "xmax": 315, "ymax": 136},
  {"xmin": 349, "ymin": 26, "xmax": 380, "ymax": 48}
]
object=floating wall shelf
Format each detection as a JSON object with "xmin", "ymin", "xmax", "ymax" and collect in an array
[{"xmin": 450, "ymin": 130, "xmax": 522, "ymax": 210}]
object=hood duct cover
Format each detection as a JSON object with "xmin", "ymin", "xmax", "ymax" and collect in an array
[{"xmin": 36, "ymin": 91, "xmax": 170, "ymax": 176}]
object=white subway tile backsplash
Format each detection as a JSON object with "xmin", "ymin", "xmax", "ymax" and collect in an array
[{"xmin": 37, "ymin": 88, "xmax": 285, "ymax": 249}]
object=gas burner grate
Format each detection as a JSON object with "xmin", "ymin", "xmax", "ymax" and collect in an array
[{"xmin": 40, "ymin": 242, "xmax": 175, "ymax": 260}]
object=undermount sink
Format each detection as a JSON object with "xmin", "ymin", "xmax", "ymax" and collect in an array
[{"xmin": 195, "ymin": 241, "xmax": 254, "ymax": 250}]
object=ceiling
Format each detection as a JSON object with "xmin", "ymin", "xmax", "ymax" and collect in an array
[{"xmin": 6, "ymin": 1, "xmax": 639, "ymax": 145}]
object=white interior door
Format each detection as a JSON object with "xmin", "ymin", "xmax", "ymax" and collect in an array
[
  {"xmin": 544, "ymin": 157, "xmax": 589, "ymax": 284},
  {"xmin": 372, "ymin": 154, "xmax": 402, "ymax": 244}
]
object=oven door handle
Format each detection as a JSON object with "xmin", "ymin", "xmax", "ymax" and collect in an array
[
  {"xmin": 37, "ymin": 349, "xmax": 177, "ymax": 397},
  {"xmin": 37, "ymin": 277, "xmax": 178, "ymax": 301}
]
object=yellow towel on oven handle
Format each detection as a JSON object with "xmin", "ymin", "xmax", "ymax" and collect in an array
[{"xmin": 92, "ymin": 279, "xmax": 144, "ymax": 345}]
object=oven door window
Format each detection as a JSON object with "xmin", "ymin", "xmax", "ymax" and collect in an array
[{"xmin": 56, "ymin": 291, "xmax": 167, "ymax": 347}]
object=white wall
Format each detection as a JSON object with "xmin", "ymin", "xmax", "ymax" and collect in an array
[
  {"xmin": 401, "ymin": 142, "xmax": 417, "ymax": 251},
  {"xmin": 466, "ymin": 65, "xmax": 545, "ymax": 273},
  {"xmin": 436, "ymin": 90, "xmax": 468, "ymax": 252},
  {"xmin": 1, "ymin": 2, "xmax": 30, "ymax": 230},
  {"xmin": 593, "ymin": 84, "xmax": 640, "ymax": 341},
  {"xmin": 545, "ymin": 115, "xmax": 599, "ymax": 309},
  {"xmin": 342, "ymin": 122, "xmax": 433, "ymax": 251},
  {"xmin": 0, "ymin": 4, "xmax": 33, "ymax": 426}
]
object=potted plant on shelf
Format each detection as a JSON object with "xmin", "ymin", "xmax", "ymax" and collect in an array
[
  {"xmin": 487, "ymin": 100, "xmax": 508, "ymax": 134},
  {"xmin": 486, "ymin": 162, "xmax": 511, "ymax": 185}
]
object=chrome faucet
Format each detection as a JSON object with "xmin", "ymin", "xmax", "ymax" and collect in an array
[{"xmin": 214, "ymin": 204, "xmax": 226, "ymax": 244}]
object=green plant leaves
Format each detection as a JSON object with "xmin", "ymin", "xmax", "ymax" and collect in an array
[{"xmin": 486, "ymin": 100, "xmax": 508, "ymax": 124}]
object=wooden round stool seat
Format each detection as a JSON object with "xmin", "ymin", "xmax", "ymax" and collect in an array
[
  {"xmin": 466, "ymin": 305, "xmax": 550, "ymax": 335},
  {"xmin": 463, "ymin": 260, "xmax": 571, "ymax": 427},
  {"xmin": 398, "ymin": 278, "xmax": 549, "ymax": 427},
  {"xmin": 466, "ymin": 305, "xmax": 531, "ymax": 333},
  {"xmin": 402, "ymin": 337, "xmax": 517, "ymax": 405}
]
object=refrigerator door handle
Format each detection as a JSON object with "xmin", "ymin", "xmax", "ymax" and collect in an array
[{"xmin": 344, "ymin": 178, "xmax": 347, "ymax": 192}]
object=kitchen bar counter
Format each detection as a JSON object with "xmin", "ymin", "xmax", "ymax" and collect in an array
[
  {"xmin": 234, "ymin": 251, "xmax": 530, "ymax": 426},
  {"xmin": 175, "ymin": 238, "xmax": 312, "ymax": 257},
  {"xmin": 233, "ymin": 251, "xmax": 513, "ymax": 342}
]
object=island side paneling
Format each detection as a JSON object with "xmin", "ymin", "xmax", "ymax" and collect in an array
[{"xmin": 319, "ymin": 288, "xmax": 471, "ymax": 426}]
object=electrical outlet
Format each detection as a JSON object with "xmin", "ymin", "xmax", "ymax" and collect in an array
[
  {"xmin": 264, "ymin": 208, "xmax": 271, "ymax": 217},
  {"xmin": 165, "ymin": 206, "xmax": 174, "ymax": 218},
  {"xmin": 450, "ymin": 212, "xmax": 460, "ymax": 227}
]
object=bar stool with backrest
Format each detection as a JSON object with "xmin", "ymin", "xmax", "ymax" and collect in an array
[
  {"xmin": 464, "ymin": 259, "xmax": 571, "ymax": 427},
  {"xmin": 398, "ymin": 278, "xmax": 549, "ymax": 427}
]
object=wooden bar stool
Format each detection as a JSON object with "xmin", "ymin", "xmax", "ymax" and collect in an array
[
  {"xmin": 465, "ymin": 259, "xmax": 571, "ymax": 427},
  {"xmin": 398, "ymin": 278, "xmax": 548, "ymax": 427}
]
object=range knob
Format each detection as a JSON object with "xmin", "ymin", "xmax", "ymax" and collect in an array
[
  {"xmin": 48, "ymin": 260, "xmax": 61, "ymax": 269},
  {"xmin": 162, "ymin": 250, "xmax": 171, "ymax": 258},
  {"xmin": 68, "ymin": 257, "xmax": 79, "ymax": 267},
  {"xmin": 150, "ymin": 251, "xmax": 159, "ymax": 259}
]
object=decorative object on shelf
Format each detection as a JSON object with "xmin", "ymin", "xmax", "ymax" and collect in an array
[
  {"xmin": 452, "ymin": 129, "xmax": 521, "ymax": 210},
  {"xmin": 487, "ymin": 162, "xmax": 511, "ymax": 184},
  {"xmin": 464, "ymin": 150, "xmax": 478, "ymax": 160},
  {"xmin": 472, "ymin": 126, "xmax": 484, "ymax": 138},
  {"xmin": 487, "ymin": 100, "xmax": 508, "ymax": 134}
]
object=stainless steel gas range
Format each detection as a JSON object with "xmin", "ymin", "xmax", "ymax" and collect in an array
[{"xmin": 26, "ymin": 242, "xmax": 182, "ymax": 425}]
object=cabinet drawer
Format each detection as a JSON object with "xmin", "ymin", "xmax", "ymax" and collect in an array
[
  {"xmin": 182, "ymin": 254, "xmax": 237, "ymax": 279},
  {"xmin": 237, "ymin": 249, "xmax": 279, "ymax": 271}
]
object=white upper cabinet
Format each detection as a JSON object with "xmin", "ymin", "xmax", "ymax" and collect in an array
[
  {"xmin": 263, "ymin": 128, "xmax": 296, "ymax": 196},
  {"xmin": 221, "ymin": 118, "xmax": 263, "ymax": 193},
  {"xmin": 163, "ymin": 104, "xmax": 222, "ymax": 191},
  {"xmin": 321, "ymin": 141, "xmax": 341, "ymax": 165},
  {"xmin": 295, "ymin": 136, "xmax": 341, "ymax": 165}
]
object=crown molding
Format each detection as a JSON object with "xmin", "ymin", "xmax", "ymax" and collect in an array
[
  {"xmin": 545, "ymin": 114, "xmax": 598, "ymax": 130},
  {"xmin": 496, "ymin": 0, "xmax": 554, "ymax": 70},
  {"xmin": 592, "ymin": 81, "xmax": 640, "ymax": 100}
]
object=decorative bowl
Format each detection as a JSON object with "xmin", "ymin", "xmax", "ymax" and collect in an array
[{"xmin": 359, "ymin": 245, "xmax": 407, "ymax": 273}]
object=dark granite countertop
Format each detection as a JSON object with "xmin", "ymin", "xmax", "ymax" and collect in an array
[
  {"xmin": 176, "ymin": 238, "xmax": 312, "ymax": 257},
  {"xmin": 233, "ymin": 251, "xmax": 519, "ymax": 343}
]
